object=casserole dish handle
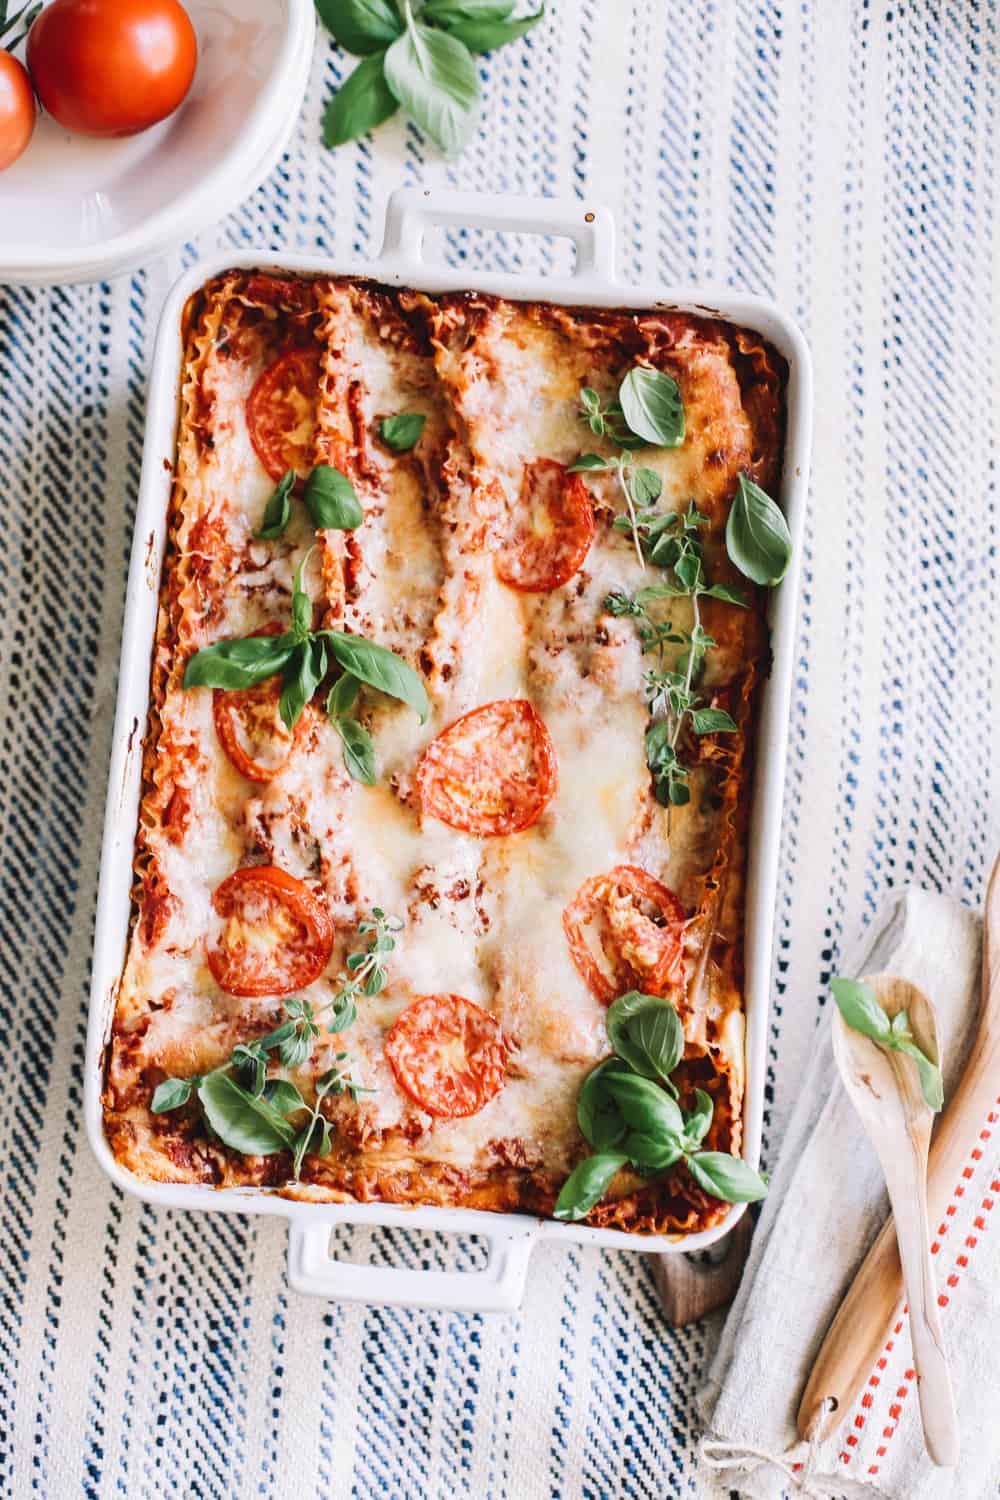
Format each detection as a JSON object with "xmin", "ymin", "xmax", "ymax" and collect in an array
[
  {"xmin": 379, "ymin": 186, "xmax": 617, "ymax": 288},
  {"xmin": 288, "ymin": 1212, "xmax": 536, "ymax": 1312}
]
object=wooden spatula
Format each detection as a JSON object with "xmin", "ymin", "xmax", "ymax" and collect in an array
[{"xmin": 798, "ymin": 850, "xmax": 1000, "ymax": 1448}]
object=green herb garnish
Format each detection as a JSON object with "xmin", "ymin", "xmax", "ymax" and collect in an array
[
  {"xmin": 255, "ymin": 469, "xmax": 296, "ymax": 539},
  {"xmin": 183, "ymin": 549, "xmax": 428, "ymax": 781},
  {"xmin": 725, "ymin": 472, "xmax": 792, "ymax": 586},
  {"xmin": 831, "ymin": 978, "xmax": 944, "ymax": 1112},
  {"xmin": 379, "ymin": 412, "xmax": 426, "ymax": 452},
  {"xmin": 317, "ymin": 0, "xmax": 544, "ymax": 156},
  {"xmin": 554, "ymin": 991, "xmax": 767, "ymax": 1222},
  {"xmin": 151, "ymin": 909, "xmax": 400, "ymax": 1175}
]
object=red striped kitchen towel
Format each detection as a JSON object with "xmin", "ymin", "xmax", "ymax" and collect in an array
[{"xmin": 696, "ymin": 888, "xmax": 999, "ymax": 1499}]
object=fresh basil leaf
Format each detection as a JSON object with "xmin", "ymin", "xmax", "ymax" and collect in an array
[
  {"xmin": 232, "ymin": 1043, "xmax": 267, "ymax": 1096},
  {"xmin": 304, "ymin": 464, "xmax": 364, "ymax": 530},
  {"xmin": 725, "ymin": 473, "xmax": 791, "ymax": 587},
  {"xmin": 384, "ymin": 22, "xmax": 480, "ymax": 157},
  {"xmin": 685, "ymin": 1150, "xmax": 768, "ymax": 1203},
  {"xmin": 606, "ymin": 991, "xmax": 684, "ymax": 1085},
  {"xmin": 198, "ymin": 1072, "xmax": 297, "ymax": 1155},
  {"xmin": 623, "ymin": 1130, "xmax": 684, "ymax": 1170},
  {"xmin": 335, "ymin": 716, "xmax": 377, "ymax": 785},
  {"xmin": 617, "ymin": 367, "xmax": 685, "ymax": 448},
  {"xmin": 280, "ymin": 637, "xmax": 328, "ymax": 730},
  {"xmin": 423, "ymin": 0, "xmax": 514, "ymax": 22},
  {"xmin": 603, "ymin": 1072, "xmax": 685, "ymax": 1140},
  {"xmin": 263, "ymin": 1079, "xmax": 307, "ymax": 1114},
  {"xmin": 690, "ymin": 707, "xmax": 738, "ymax": 734},
  {"xmin": 315, "ymin": 0, "xmax": 402, "ymax": 54},
  {"xmin": 682, "ymin": 1087, "xmax": 714, "ymax": 1149},
  {"xmin": 255, "ymin": 469, "xmax": 296, "ymax": 539},
  {"xmin": 183, "ymin": 632, "xmax": 296, "ymax": 692},
  {"xmin": 279, "ymin": 1030, "xmax": 313, "ymax": 1070},
  {"xmin": 292, "ymin": 587, "xmax": 313, "ymax": 639},
  {"xmin": 632, "ymin": 467, "xmax": 663, "ymax": 505},
  {"xmin": 327, "ymin": 672, "xmax": 360, "ymax": 720},
  {"xmin": 830, "ymin": 977, "xmax": 892, "ymax": 1044},
  {"xmin": 323, "ymin": 631, "xmax": 429, "ymax": 722},
  {"xmin": 702, "ymin": 582, "xmax": 748, "ymax": 608},
  {"xmin": 568, "ymin": 453, "xmax": 608, "ymax": 472},
  {"xmin": 443, "ymin": 6, "xmax": 544, "ymax": 51},
  {"xmin": 892, "ymin": 1038, "xmax": 944, "ymax": 1113},
  {"xmin": 379, "ymin": 413, "xmax": 426, "ymax": 452},
  {"xmin": 553, "ymin": 1151, "xmax": 628, "ymax": 1222},
  {"xmin": 323, "ymin": 50, "xmax": 399, "ymax": 146},
  {"xmin": 576, "ymin": 1058, "xmax": 629, "ymax": 1150},
  {"xmin": 151, "ymin": 1077, "xmax": 192, "ymax": 1112}
]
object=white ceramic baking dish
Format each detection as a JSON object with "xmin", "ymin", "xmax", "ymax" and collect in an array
[{"xmin": 83, "ymin": 188, "xmax": 813, "ymax": 1312}]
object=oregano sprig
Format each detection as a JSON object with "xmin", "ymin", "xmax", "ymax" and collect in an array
[
  {"xmin": 604, "ymin": 504, "xmax": 744, "ymax": 806},
  {"xmin": 554, "ymin": 990, "xmax": 767, "ymax": 1221},
  {"xmin": 572, "ymin": 364, "xmax": 792, "ymax": 809},
  {"xmin": 151, "ymin": 909, "xmax": 401, "ymax": 1175}
]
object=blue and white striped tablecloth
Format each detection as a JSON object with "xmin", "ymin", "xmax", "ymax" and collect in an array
[{"xmin": 1, "ymin": 4, "xmax": 997, "ymax": 1496}]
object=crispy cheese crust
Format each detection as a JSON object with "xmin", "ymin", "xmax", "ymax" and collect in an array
[{"xmin": 103, "ymin": 271, "xmax": 785, "ymax": 1236}]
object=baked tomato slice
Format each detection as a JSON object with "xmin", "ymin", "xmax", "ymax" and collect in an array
[
  {"xmin": 213, "ymin": 625, "xmax": 303, "ymax": 782},
  {"xmin": 207, "ymin": 866, "xmax": 334, "ymax": 997},
  {"xmin": 384, "ymin": 994, "xmax": 507, "ymax": 1119},
  {"xmin": 562, "ymin": 865, "xmax": 687, "ymax": 1004},
  {"xmin": 246, "ymin": 346, "xmax": 321, "ymax": 483},
  {"xmin": 416, "ymin": 698, "xmax": 557, "ymax": 837},
  {"xmin": 495, "ymin": 458, "xmax": 595, "ymax": 592}
]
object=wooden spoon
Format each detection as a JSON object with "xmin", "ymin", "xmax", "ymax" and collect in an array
[
  {"xmin": 800, "ymin": 852, "xmax": 1000, "ymax": 1450},
  {"xmin": 824, "ymin": 974, "xmax": 958, "ymax": 1466}
]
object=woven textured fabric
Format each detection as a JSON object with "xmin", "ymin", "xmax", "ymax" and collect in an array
[{"xmin": 0, "ymin": 4, "xmax": 997, "ymax": 1497}]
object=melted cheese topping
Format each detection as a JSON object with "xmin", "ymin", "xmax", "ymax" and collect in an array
[{"xmin": 105, "ymin": 274, "xmax": 784, "ymax": 1234}]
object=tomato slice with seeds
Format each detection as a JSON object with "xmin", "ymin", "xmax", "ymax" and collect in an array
[
  {"xmin": 385, "ymin": 994, "xmax": 507, "ymax": 1119},
  {"xmin": 495, "ymin": 458, "xmax": 595, "ymax": 592},
  {"xmin": 416, "ymin": 698, "xmax": 557, "ymax": 837},
  {"xmin": 562, "ymin": 865, "xmax": 687, "ymax": 1005},
  {"xmin": 213, "ymin": 625, "xmax": 303, "ymax": 783},
  {"xmin": 246, "ymin": 346, "xmax": 321, "ymax": 484},
  {"xmin": 207, "ymin": 866, "xmax": 334, "ymax": 997}
]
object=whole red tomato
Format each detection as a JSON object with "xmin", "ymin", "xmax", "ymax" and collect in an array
[
  {"xmin": 0, "ymin": 52, "xmax": 35, "ymax": 170},
  {"xmin": 27, "ymin": 0, "xmax": 197, "ymax": 139}
]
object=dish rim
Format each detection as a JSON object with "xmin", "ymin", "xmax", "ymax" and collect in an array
[{"xmin": 82, "ymin": 188, "xmax": 813, "ymax": 1308}]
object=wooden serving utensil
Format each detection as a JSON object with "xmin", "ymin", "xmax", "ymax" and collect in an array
[
  {"xmin": 827, "ymin": 975, "xmax": 958, "ymax": 1466},
  {"xmin": 798, "ymin": 854, "xmax": 1000, "ymax": 1450}
]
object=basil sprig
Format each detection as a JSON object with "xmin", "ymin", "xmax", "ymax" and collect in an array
[
  {"xmin": 255, "ymin": 463, "xmax": 364, "ymax": 540},
  {"xmin": 317, "ymin": 0, "xmax": 544, "ymax": 155},
  {"xmin": 554, "ymin": 991, "xmax": 767, "ymax": 1222},
  {"xmin": 831, "ymin": 978, "xmax": 944, "ymax": 1112},
  {"xmin": 184, "ymin": 549, "xmax": 428, "ymax": 737},
  {"xmin": 151, "ymin": 909, "xmax": 400, "ymax": 1173}
]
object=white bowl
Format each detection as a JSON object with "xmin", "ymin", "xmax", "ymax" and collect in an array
[{"xmin": 0, "ymin": 0, "xmax": 315, "ymax": 285}]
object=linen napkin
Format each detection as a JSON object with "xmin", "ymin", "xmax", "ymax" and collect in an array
[{"xmin": 696, "ymin": 888, "xmax": 1000, "ymax": 1499}]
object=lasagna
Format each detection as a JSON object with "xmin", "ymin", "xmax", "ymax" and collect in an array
[{"xmin": 103, "ymin": 270, "xmax": 785, "ymax": 1236}]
